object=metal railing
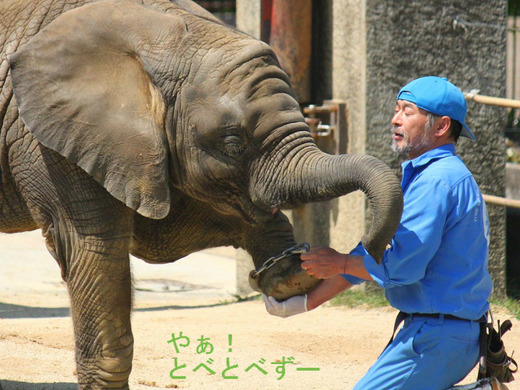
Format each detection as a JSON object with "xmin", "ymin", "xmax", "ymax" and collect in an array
[
  {"xmin": 464, "ymin": 90, "xmax": 520, "ymax": 208},
  {"xmin": 483, "ymin": 194, "xmax": 520, "ymax": 209},
  {"xmin": 465, "ymin": 90, "xmax": 520, "ymax": 109}
]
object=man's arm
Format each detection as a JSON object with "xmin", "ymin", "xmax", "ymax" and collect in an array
[
  {"xmin": 300, "ymin": 247, "xmax": 373, "ymax": 282},
  {"xmin": 263, "ymin": 274, "xmax": 354, "ymax": 317},
  {"xmin": 307, "ymin": 274, "xmax": 354, "ymax": 310}
]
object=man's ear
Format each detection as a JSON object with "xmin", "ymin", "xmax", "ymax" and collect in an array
[{"xmin": 435, "ymin": 116, "xmax": 452, "ymax": 138}]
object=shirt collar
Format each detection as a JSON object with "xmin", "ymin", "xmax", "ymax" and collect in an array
[{"xmin": 403, "ymin": 143, "xmax": 457, "ymax": 170}]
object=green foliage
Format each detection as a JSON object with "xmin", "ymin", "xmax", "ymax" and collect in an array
[
  {"xmin": 510, "ymin": 0, "xmax": 520, "ymax": 15},
  {"xmin": 500, "ymin": 277, "xmax": 520, "ymax": 319},
  {"xmin": 329, "ymin": 289, "xmax": 520, "ymax": 320},
  {"xmin": 490, "ymin": 297, "xmax": 520, "ymax": 320},
  {"xmin": 506, "ymin": 139, "xmax": 520, "ymax": 163},
  {"xmin": 240, "ymin": 286, "xmax": 519, "ymax": 319},
  {"xmin": 506, "ymin": 109, "xmax": 520, "ymax": 163},
  {"xmin": 329, "ymin": 288, "xmax": 389, "ymax": 309}
]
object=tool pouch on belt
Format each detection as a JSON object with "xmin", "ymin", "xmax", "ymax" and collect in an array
[{"xmin": 478, "ymin": 316, "xmax": 517, "ymax": 383}]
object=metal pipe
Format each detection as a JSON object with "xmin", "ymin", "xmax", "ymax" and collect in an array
[
  {"xmin": 464, "ymin": 90, "xmax": 520, "ymax": 109},
  {"xmin": 483, "ymin": 194, "xmax": 520, "ymax": 209}
]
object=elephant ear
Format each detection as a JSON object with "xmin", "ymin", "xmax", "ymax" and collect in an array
[{"xmin": 9, "ymin": 0, "xmax": 188, "ymax": 219}]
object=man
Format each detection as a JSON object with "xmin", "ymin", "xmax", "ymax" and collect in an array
[{"xmin": 263, "ymin": 76, "xmax": 493, "ymax": 390}]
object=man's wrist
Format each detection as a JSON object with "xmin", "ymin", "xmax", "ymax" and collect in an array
[
  {"xmin": 343, "ymin": 254, "xmax": 373, "ymax": 281},
  {"xmin": 333, "ymin": 253, "xmax": 347, "ymax": 275},
  {"xmin": 344, "ymin": 254, "xmax": 361, "ymax": 274}
]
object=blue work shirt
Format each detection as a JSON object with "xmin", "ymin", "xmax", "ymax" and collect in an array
[{"xmin": 344, "ymin": 144, "xmax": 492, "ymax": 320}]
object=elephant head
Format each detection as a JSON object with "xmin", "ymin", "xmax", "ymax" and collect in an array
[{"xmin": 9, "ymin": 0, "xmax": 403, "ymax": 301}]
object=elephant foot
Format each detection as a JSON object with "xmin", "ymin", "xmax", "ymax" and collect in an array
[
  {"xmin": 77, "ymin": 366, "xmax": 131, "ymax": 390},
  {"xmin": 75, "ymin": 338, "xmax": 133, "ymax": 389},
  {"xmin": 250, "ymin": 267, "xmax": 321, "ymax": 301},
  {"xmin": 79, "ymin": 383, "xmax": 129, "ymax": 390}
]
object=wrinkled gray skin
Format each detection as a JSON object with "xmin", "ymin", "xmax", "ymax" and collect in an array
[{"xmin": 0, "ymin": 0, "xmax": 403, "ymax": 387}]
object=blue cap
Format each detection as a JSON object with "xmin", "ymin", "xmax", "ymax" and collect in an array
[{"xmin": 397, "ymin": 76, "xmax": 475, "ymax": 141}]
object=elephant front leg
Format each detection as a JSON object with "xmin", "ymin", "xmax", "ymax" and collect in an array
[
  {"xmin": 11, "ymin": 140, "xmax": 137, "ymax": 387},
  {"xmin": 66, "ymin": 237, "xmax": 134, "ymax": 389}
]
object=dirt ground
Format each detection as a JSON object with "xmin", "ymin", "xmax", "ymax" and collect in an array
[{"xmin": 1, "ymin": 231, "xmax": 519, "ymax": 390}]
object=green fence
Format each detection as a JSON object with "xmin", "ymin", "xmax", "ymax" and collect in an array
[{"xmin": 195, "ymin": 0, "xmax": 236, "ymax": 27}]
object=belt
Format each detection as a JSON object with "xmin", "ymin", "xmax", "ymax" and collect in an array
[
  {"xmin": 381, "ymin": 311, "xmax": 486, "ymax": 357},
  {"xmin": 406, "ymin": 312, "xmax": 469, "ymax": 321}
]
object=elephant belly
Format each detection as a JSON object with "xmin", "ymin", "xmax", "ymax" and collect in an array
[
  {"xmin": 0, "ymin": 123, "xmax": 37, "ymax": 233},
  {"xmin": 130, "ymin": 221, "xmax": 196, "ymax": 264},
  {"xmin": 130, "ymin": 199, "xmax": 238, "ymax": 264},
  {"xmin": 0, "ymin": 177, "xmax": 37, "ymax": 233}
]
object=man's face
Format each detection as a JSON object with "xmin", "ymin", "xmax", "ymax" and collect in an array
[{"xmin": 391, "ymin": 100, "xmax": 434, "ymax": 159}]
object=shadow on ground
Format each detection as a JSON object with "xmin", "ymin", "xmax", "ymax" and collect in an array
[
  {"xmin": 0, "ymin": 298, "xmax": 258, "ymax": 319},
  {"xmin": 0, "ymin": 381, "xmax": 76, "ymax": 390},
  {"xmin": 0, "ymin": 302, "xmax": 70, "ymax": 319}
]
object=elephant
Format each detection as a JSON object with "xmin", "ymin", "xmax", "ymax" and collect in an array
[{"xmin": 0, "ymin": 0, "xmax": 403, "ymax": 387}]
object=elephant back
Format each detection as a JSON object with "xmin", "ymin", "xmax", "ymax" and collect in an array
[{"xmin": 0, "ymin": 0, "xmax": 209, "ymax": 99}]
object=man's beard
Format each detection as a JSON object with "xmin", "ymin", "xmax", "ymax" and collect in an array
[
  {"xmin": 391, "ymin": 126, "xmax": 432, "ymax": 158},
  {"xmin": 391, "ymin": 128, "xmax": 412, "ymax": 155}
]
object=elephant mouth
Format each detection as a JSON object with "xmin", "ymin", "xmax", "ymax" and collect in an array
[
  {"xmin": 249, "ymin": 242, "xmax": 310, "ymax": 280},
  {"xmin": 248, "ymin": 242, "xmax": 322, "ymax": 300}
]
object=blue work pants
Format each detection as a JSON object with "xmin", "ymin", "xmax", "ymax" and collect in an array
[{"xmin": 353, "ymin": 315, "xmax": 480, "ymax": 390}]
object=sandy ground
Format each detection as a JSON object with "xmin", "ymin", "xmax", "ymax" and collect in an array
[{"xmin": 1, "ymin": 231, "xmax": 519, "ymax": 390}]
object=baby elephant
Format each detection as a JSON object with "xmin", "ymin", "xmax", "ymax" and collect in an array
[{"xmin": 0, "ymin": 0, "xmax": 402, "ymax": 387}]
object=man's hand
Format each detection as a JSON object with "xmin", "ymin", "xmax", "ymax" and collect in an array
[
  {"xmin": 262, "ymin": 294, "xmax": 308, "ymax": 318},
  {"xmin": 300, "ymin": 246, "xmax": 346, "ymax": 279}
]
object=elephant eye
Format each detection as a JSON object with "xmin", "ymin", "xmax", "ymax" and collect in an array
[{"xmin": 223, "ymin": 135, "xmax": 246, "ymax": 158}]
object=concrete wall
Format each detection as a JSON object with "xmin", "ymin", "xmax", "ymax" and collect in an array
[
  {"xmin": 328, "ymin": 0, "xmax": 369, "ymax": 258},
  {"xmin": 236, "ymin": 0, "xmax": 261, "ymax": 39},
  {"xmin": 506, "ymin": 163, "xmax": 520, "ymax": 199},
  {"xmin": 507, "ymin": 16, "xmax": 520, "ymax": 100}
]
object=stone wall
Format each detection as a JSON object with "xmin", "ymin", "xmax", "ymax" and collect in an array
[{"xmin": 362, "ymin": 0, "xmax": 508, "ymax": 296}]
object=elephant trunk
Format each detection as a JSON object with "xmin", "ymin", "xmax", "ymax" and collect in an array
[{"xmin": 252, "ymin": 139, "xmax": 403, "ymax": 263}]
